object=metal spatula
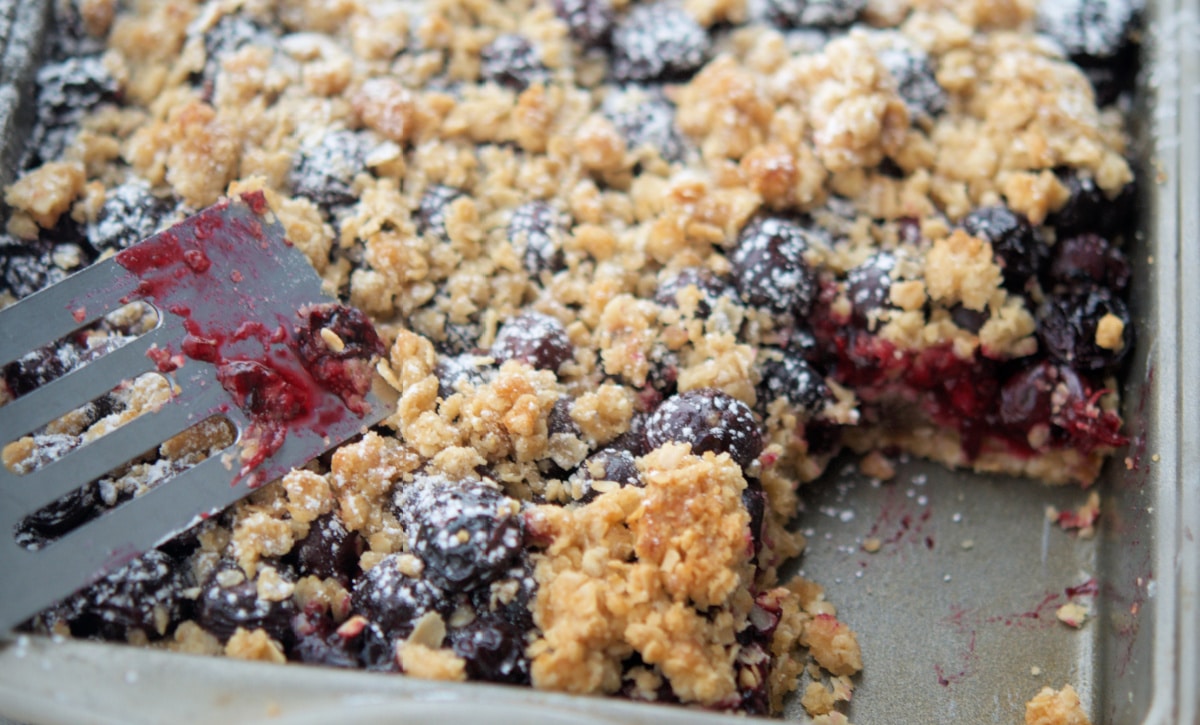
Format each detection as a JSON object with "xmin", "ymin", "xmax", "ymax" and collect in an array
[{"xmin": 0, "ymin": 192, "xmax": 396, "ymax": 632}]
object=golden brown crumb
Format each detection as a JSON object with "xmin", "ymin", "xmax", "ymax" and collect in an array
[{"xmin": 1025, "ymin": 684, "xmax": 1092, "ymax": 725}]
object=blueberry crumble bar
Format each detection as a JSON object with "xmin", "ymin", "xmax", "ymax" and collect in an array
[{"xmin": 1, "ymin": 0, "xmax": 1141, "ymax": 718}]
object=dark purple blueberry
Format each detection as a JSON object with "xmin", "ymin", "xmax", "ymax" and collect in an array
[
  {"xmin": 763, "ymin": 0, "xmax": 864, "ymax": 27},
  {"xmin": 288, "ymin": 514, "xmax": 362, "ymax": 584},
  {"xmin": 1, "ymin": 241, "xmax": 71, "ymax": 299},
  {"xmin": 32, "ymin": 56, "xmax": 120, "ymax": 162},
  {"xmin": 948, "ymin": 303, "xmax": 988, "ymax": 334},
  {"xmin": 395, "ymin": 476, "xmax": 524, "ymax": 590},
  {"xmin": 1038, "ymin": 288, "xmax": 1133, "ymax": 371},
  {"xmin": 877, "ymin": 45, "xmax": 946, "ymax": 125},
  {"xmin": 352, "ymin": 554, "xmax": 446, "ymax": 638},
  {"xmin": 608, "ymin": 411, "xmax": 651, "ymax": 456},
  {"xmin": 491, "ymin": 311, "xmax": 574, "ymax": 373},
  {"xmin": 1051, "ymin": 170, "xmax": 1137, "ymax": 237},
  {"xmin": 357, "ymin": 620, "xmax": 400, "ymax": 671},
  {"xmin": 509, "ymin": 201, "xmax": 567, "ymax": 274},
  {"xmin": 449, "ymin": 616, "xmax": 531, "ymax": 684},
  {"xmin": 655, "ymin": 267, "xmax": 735, "ymax": 319},
  {"xmin": 480, "ymin": 34, "xmax": 550, "ymax": 91},
  {"xmin": 87, "ymin": 181, "xmax": 174, "ymax": 253},
  {"xmin": 289, "ymin": 131, "xmax": 375, "ymax": 212},
  {"xmin": 15, "ymin": 483, "xmax": 100, "ymax": 550},
  {"xmin": 415, "ymin": 185, "xmax": 464, "ymax": 241},
  {"xmin": 997, "ymin": 360, "xmax": 1085, "ymax": 432},
  {"xmin": 290, "ymin": 610, "xmax": 360, "ymax": 668},
  {"xmin": 757, "ymin": 351, "xmax": 831, "ymax": 415},
  {"xmin": 962, "ymin": 205, "xmax": 1046, "ymax": 294},
  {"xmin": 602, "ymin": 88, "xmax": 689, "ymax": 164},
  {"xmin": 48, "ymin": 0, "xmax": 107, "ymax": 59},
  {"xmin": 197, "ymin": 14, "xmax": 277, "ymax": 94},
  {"xmin": 645, "ymin": 346, "xmax": 680, "ymax": 397},
  {"xmin": 468, "ymin": 561, "xmax": 537, "ymax": 632},
  {"xmin": 731, "ymin": 217, "xmax": 819, "ymax": 316},
  {"xmin": 195, "ymin": 562, "xmax": 296, "ymax": 644},
  {"xmin": 59, "ymin": 550, "xmax": 187, "ymax": 640},
  {"xmin": 553, "ymin": 0, "xmax": 616, "ymax": 48},
  {"xmin": 571, "ymin": 447, "xmax": 643, "ymax": 502},
  {"xmin": 645, "ymin": 388, "xmax": 763, "ymax": 469},
  {"xmin": 742, "ymin": 478, "xmax": 767, "ymax": 557},
  {"xmin": 610, "ymin": 3, "xmax": 710, "ymax": 83},
  {"xmin": 4, "ymin": 344, "xmax": 79, "ymax": 397},
  {"xmin": 1047, "ymin": 233, "xmax": 1131, "ymax": 292},
  {"xmin": 1037, "ymin": 0, "xmax": 1142, "ymax": 105},
  {"xmin": 845, "ymin": 251, "xmax": 896, "ymax": 325},
  {"xmin": 548, "ymin": 396, "xmax": 581, "ymax": 437},
  {"xmin": 439, "ymin": 320, "xmax": 484, "ymax": 355},
  {"xmin": 435, "ymin": 353, "xmax": 494, "ymax": 398}
]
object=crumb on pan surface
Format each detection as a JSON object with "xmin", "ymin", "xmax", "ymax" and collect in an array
[{"xmin": 1, "ymin": 0, "xmax": 1142, "ymax": 718}]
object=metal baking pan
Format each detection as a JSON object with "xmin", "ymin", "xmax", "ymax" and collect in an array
[{"xmin": 0, "ymin": 0, "xmax": 1196, "ymax": 722}]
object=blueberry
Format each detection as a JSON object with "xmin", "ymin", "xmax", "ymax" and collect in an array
[
  {"xmin": 762, "ymin": 0, "xmax": 864, "ymax": 28},
  {"xmin": 290, "ymin": 610, "xmax": 360, "ymax": 668},
  {"xmin": 449, "ymin": 616, "xmax": 531, "ymax": 684},
  {"xmin": 289, "ymin": 131, "xmax": 375, "ymax": 212},
  {"xmin": 195, "ymin": 562, "xmax": 296, "ymax": 644},
  {"xmin": 742, "ymin": 478, "xmax": 767, "ymax": 557},
  {"xmin": 655, "ymin": 267, "xmax": 735, "ymax": 319},
  {"xmin": 732, "ymin": 641, "xmax": 771, "ymax": 715},
  {"xmin": 435, "ymin": 353, "xmax": 494, "ymax": 398},
  {"xmin": 610, "ymin": 3, "xmax": 710, "ymax": 83},
  {"xmin": 1038, "ymin": 288, "xmax": 1133, "ymax": 372},
  {"xmin": 509, "ymin": 201, "xmax": 568, "ymax": 275},
  {"xmin": 553, "ymin": 0, "xmax": 616, "ymax": 48},
  {"xmin": 731, "ymin": 217, "xmax": 819, "ymax": 316},
  {"xmin": 601, "ymin": 87, "xmax": 689, "ymax": 164},
  {"xmin": 59, "ymin": 550, "xmax": 187, "ymax": 640},
  {"xmin": 608, "ymin": 411, "xmax": 651, "ymax": 457},
  {"xmin": 757, "ymin": 350, "xmax": 831, "ymax": 415},
  {"xmin": 415, "ymin": 185, "xmax": 464, "ymax": 241},
  {"xmin": 4, "ymin": 345, "xmax": 77, "ymax": 398},
  {"xmin": 197, "ymin": 14, "xmax": 277, "ymax": 95},
  {"xmin": 548, "ymin": 396, "xmax": 581, "ymax": 438},
  {"xmin": 645, "ymin": 388, "xmax": 763, "ymax": 468},
  {"xmin": 293, "ymin": 304, "xmax": 386, "ymax": 403},
  {"xmin": 571, "ymin": 447, "xmax": 643, "ymax": 502},
  {"xmin": 31, "ymin": 56, "xmax": 120, "ymax": 162},
  {"xmin": 88, "ymin": 181, "xmax": 175, "ymax": 253},
  {"xmin": 468, "ymin": 561, "xmax": 537, "ymax": 632},
  {"xmin": 288, "ymin": 514, "xmax": 362, "ymax": 584},
  {"xmin": 877, "ymin": 45, "xmax": 946, "ymax": 126},
  {"xmin": 352, "ymin": 554, "xmax": 446, "ymax": 638},
  {"xmin": 491, "ymin": 311, "xmax": 574, "ymax": 373},
  {"xmin": 997, "ymin": 360, "xmax": 1084, "ymax": 432},
  {"xmin": 395, "ymin": 475, "xmax": 524, "ymax": 590},
  {"xmin": 15, "ymin": 473, "xmax": 100, "ymax": 550},
  {"xmin": 1036, "ymin": 0, "xmax": 1142, "ymax": 105},
  {"xmin": 948, "ymin": 303, "xmax": 988, "ymax": 334},
  {"xmin": 845, "ymin": 251, "xmax": 896, "ymax": 325},
  {"xmin": 962, "ymin": 205, "xmax": 1046, "ymax": 293},
  {"xmin": 1051, "ymin": 170, "xmax": 1137, "ymax": 237},
  {"xmin": 47, "ymin": 0, "xmax": 107, "ymax": 59},
  {"xmin": 1047, "ymin": 233, "xmax": 1131, "ymax": 292},
  {"xmin": 480, "ymin": 34, "xmax": 549, "ymax": 91}
]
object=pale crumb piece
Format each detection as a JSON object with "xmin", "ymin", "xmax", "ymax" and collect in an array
[
  {"xmin": 1055, "ymin": 602, "xmax": 1088, "ymax": 628},
  {"xmin": 862, "ymin": 537, "xmax": 882, "ymax": 553},
  {"xmin": 924, "ymin": 230, "xmax": 1002, "ymax": 311},
  {"xmin": 1025, "ymin": 684, "xmax": 1092, "ymax": 725},
  {"xmin": 225, "ymin": 628, "xmax": 286, "ymax": 664},
  {"xmin": 282, "ymin": 469, "xmax": 335, "ymax": 524},
  {"xmin": 859, "ymin": 450, "xmax": 896, "ymax": 481},
  {"xmin": 1094, "ymin": 313, "xmax": 1126, "ymax": 352},
  {"xmin": 1048, "ymin": 491, "xmax": 1101, "ymax": 538},
  {"xmin": 4, "ymin": 162, "xmax": 86, "ymax": 230},
  {"xmin": 1031, "ymin": 666, "xmax": 1042, "ymax": 676},
  {"xmin": 800, "ymin": 614, "xmax": 863, "ymax": 677},
  {"xmin": 255, "ymin": 566, "xmax": 295, "ymax": 602},
  {"xmin": 168, "ymin": 621, "xmax": 223, "ymax": 656},
  {"xmin": 961, "ymin": 539, "xmax": 975, "ymax": 550},
  {"xmin": 398, "ymin": 641, "xmax": 467, "ymax": 681},
  {"xmin": 810, "ymin": 712, "xmax": 852, "ymax": 725}
]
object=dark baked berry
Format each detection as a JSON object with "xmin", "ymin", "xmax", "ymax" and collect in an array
[
  {"xmin": 948, "ymin": 303, "xmax": 988, "ymax": 334},
  {"xmin": 47, "ymin": 0, "xmax": 107, "ymax": 59},
  {"xmin": 480, "ymin": 34, "xmax": 550, "ymax": 91},
  {"xmin": 762, "ymin": 0, "xmax": 864, "ymax": 28},
  {"xmin": 352, "ymin": 554, "xmax": 446, "ymax": 638},
  {"xmin": 1047, "ymin": 233, "xmax": 1131, "ymax": 292},
  {"xmin": 845, "ymin": 251, "xmax": 895, "ymax": 326},
  {"xmin": 997, "ymin": 360, "xmax": 1083, "ymax": 432},
  {"xmin": 491, "ymin": 311, "xmax": 574, "ymax": 373},
  {"xmin": 195, "ymin": 562, "xmax": 296, "ymax": 644},
  {"xmin": 449, "ymin": 616, "xmax": 532, "ymax": 684},
  {"xmin": 602, "ymin": 87, "xmax": 690, "ymax": 164},
  {"xmin": 509, "ymin": 201, "xmax": 567, "ymax": 274},
  {"xmin": 1051, "ymin": 170, "xmax": 1137, "ymax": 237},
  {"xmin": 288, "ymin": 513, "xmax": 362, "ymax": 584},
  {"xmin": 60, "ymin": 549, "xmax": 187, "ymax": 640},
  {"xmin": 4, "ymin": 343, "xmax": 78, "ymax": 398},
  {"xmin": 572, "ymin": 447, "xmax": 643, "ymax": 502},
  {"xmin": 294, "ymin": 304, "xmax": 386, "ymax": 413},
  {"xmin": 608, "ymin": 411, "xmax": 651, "ymax": 456},
  {"xmin": 32, "ymin": 56, "xmax": 120, "ymax": 163},
  {"xmin": 742, "ymin": 477, "xmax": 767, "ymax": 557},
  {"xmin": 289, "ymin": 131, "xmax": 375, "ymax": 212},
  {"xmin": 290, "ymin": 609, "xmax": 360, "ymax": 668},
  {"xmin": 877, "ymin": 45, "xmax": 946, "ymax": 126},
  {"xmin": 197, "ymin": 14, "xmax": 277, "ymax": 94},
  {"xmin": 395, "ymin": 475, "xmax": 524, "ymax": 590},
  {"xmin": 548, "ymin": 396, "xmax": 581, "ymax": 437},
  {"xmin": 468, "ymin": 561, "xmax": 538, "ymax": 632},
  {"xmin": 1038, "ymin": 287, "xmax": 1133, "ymax": 372},
  {"xmin": 87, "ymin": 181, "xmax": 175, "ymax": 253},
  {"xmin": 1, "ymin": 239, "xmax": 70, "ymax": 299},
  {"xmin": 757, "ymin": 350, "xmax": 831, "ymax": 415},
  {"xmin": 645, "ymin": 388, "xmax": 763, "ymax": 469},
  {"xmin": 610, "ymin": 3, "xmax": 710, "ymax": 83},
  {"xmin": 962, "ymin": 205, "xmax": 1046, "ymax": 293},
  {"xmin": 731, "ymin": 217, "xmax": 819, "ymax": 316},
  {"xmin": 415, "ymin": 185, "xmax": 464, "ymax": 241},
  {"xmin": 655, "ymin": 267, "xmax": 735, "ymax": 319},
  {"xmin": 553, "ymin": 0, "xmax": 616, "ymax": 48},
  {"xmin": 732, "ymin": 641, "xmax": 771, "ymax": 715},
  {"xmin": 435, "ymin": 353, "xmax": 494, "ymax": 398},
  {"xmin": 1037, "ymin": 0, "xmax": 1141, "ymax": 103},
  {"xmin": 15, "ymin": 473, "xmax": 100, "ymax": 550}
]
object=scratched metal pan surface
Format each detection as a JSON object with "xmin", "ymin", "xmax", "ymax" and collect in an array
[{"xmin": 0, "ymin": 0, "xmax": 1195, "ymax": 723}]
